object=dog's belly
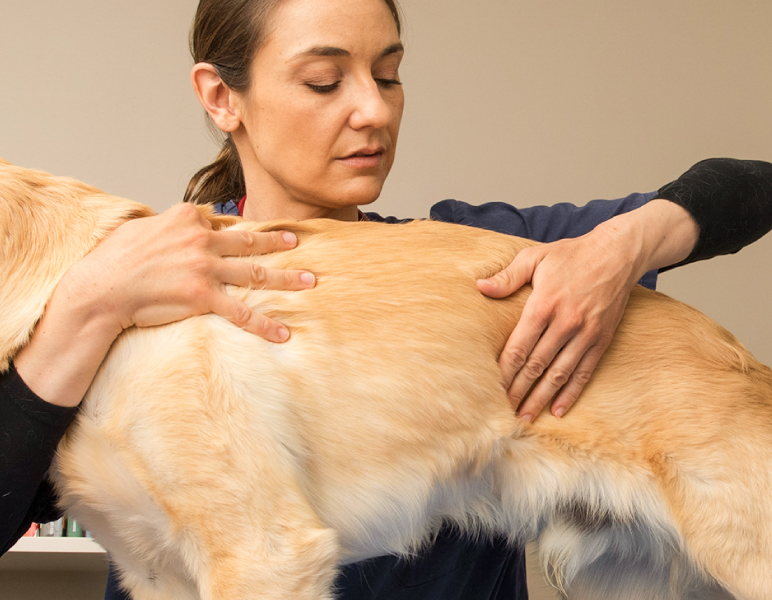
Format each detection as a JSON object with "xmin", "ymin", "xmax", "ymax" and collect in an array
[{"xmin": 72, "ymin": 299, "xmax": 519, "ymax": 566}]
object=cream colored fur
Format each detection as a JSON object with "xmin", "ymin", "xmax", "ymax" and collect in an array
[{"xmin": 2, "ymin": 159, "xmax": 771, "ymax": 600}]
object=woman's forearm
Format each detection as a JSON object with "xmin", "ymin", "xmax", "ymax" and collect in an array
[
  {"xmin": 592, "ymin": 198, "xmax": 700, "ymax": 284},
  {"xmin": 14, "ymin": 270, "xmax": 124, "ymax": 408}
]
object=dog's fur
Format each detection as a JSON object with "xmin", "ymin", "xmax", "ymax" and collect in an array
[{"xmin": 2, "ymin": 158, "xmax": 772, "ymax": 600}]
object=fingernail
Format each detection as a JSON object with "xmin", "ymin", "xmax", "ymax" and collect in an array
[
  {"xmin": 282, "ymin": 232, "xmax": 297, "ymax": 245},
  {"xmin": 554, "ymin": 407, "xmax": 566, "ymax": 418},
  {"xmin": 277, "ymin": 327, "xmax": 290, "ymax": 341},
  {"xmin": 519, "ymin": 413, "xmax": 533, "ymax": 423},
  {"xmin": 300, "ymin": 272, "xmax": 315, "ymax": 285}
]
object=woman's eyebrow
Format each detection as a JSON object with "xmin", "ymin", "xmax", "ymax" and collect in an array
[
  {"xmin": 292, "ymin": 42, "xmax": 404, "ymax": 60},
  {"xmin": 381, "ymin": 43, "xmax": 405, "ymax": 57},
  {"xmin": 298, "ymin": 46, "xmax": 349, "ymax": 58}
]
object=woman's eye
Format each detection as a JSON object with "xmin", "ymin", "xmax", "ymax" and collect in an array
[
  {"xmin": 307, "ymin": 82, "xmax": 340, "ymax": 94},
  {"xmin": 376, "ymin": 78, "xmax": 402, "ymax": 88}
]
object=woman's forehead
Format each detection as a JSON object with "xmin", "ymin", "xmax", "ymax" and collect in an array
[{"xmin": 263, "ymin": 0, "xmax": 401, "ymax": 59}]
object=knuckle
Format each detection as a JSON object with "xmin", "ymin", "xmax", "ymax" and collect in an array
[
  {"xmin": 596, "ymin": 331, "xmax": 615, "ymax": 348},
  {"xmin": 239, "ymin": 230, "xmax": 259, "ymax": 252},
  {"xmin": 250, "ymin": 264, "xmax": 268, "ymax": 287},
  {"xmin": 514, "ymin": 246, "xmax": 534, "ymax": 263},
  {"xmin": 501, "ymin": 345, "xmax": 528, "ymax": 369},
  {"xmin": 222, "ymin": 229, "xmax": 254, "ymax": 255},
  {"xmin": 506, "ymin": 383, "xmax": 525, "ymax": 404},
  {"xmin": 524, "ymin": 245, "xmax": 542, "ymax": 257},
  {"xmin": 283, "ymin": 270, "xmax": 298, "ymax": 288},
  {"xmin": 185, "ymin": 226, "xmax": 211, "ymax": 250},
  {"xmin": 180, "ymin": 276, "xmax": 206, "ymax": 298},
  {"xmin": 545, "ymin": 367, "xmax": 571, "ymax": 389},
  {"xmin": 531, "ymin": 303, "xmax": 555, "ymax": 327},
  {"xmin": 555, "ymin": 391, "xmax": 580, "ymax": 414},
  {"xmin": 571, "ymin": 367, "xmax": 594, "ymax": 388},
  {"xmin": 494, "ymin": 268, "xmax": 515, "ymax": 286},
  {"xmin": 562, "ymin": 389, "xmax": 580, "ymax": 404},
  {"xmin": 230, "ymin": 302, "xmax": 253, "ymax": 327},
  {"xmin": 174, "ymin": 202, "xmax": 201, "ymax": 221},
  {"xmin": 530, "ymin": 399, "xmax": 550, "ymax": 415},
  {"xmin": 560, "ymin": 309, "xmax": 585, "ymax": 329},
  {"xmin": 254, "ymin": 315, "xmax": 274, "ymax": 338},
  {"xmin": 508, "ymin": 391, "xmax": 525, "ymax": 409},
  {"xmin": 522, "ymin": 358, "xmax": 547, "ymax": 379},
  {"xmin": 185, "ymin": 259, "xmax": 213, "ymax": 285}
]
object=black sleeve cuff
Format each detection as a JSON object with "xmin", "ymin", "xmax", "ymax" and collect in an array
[
  {"xmin": 1, "ymin": 365, "xmax": 78, "ymax": 555},
  {"xmin": 655, "ymin": 158, "xmax": 772, "ymax": 269},
  {"xmin": 1, "ymin": 365, "xmax": 80, "ymax": 428}
]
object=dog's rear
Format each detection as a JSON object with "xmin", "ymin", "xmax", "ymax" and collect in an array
[
  {"xmin": 0, "ymin": 159, "xmax": 154, "ymax": 372},
  {"xmin": 3, "ymin": 160, "xmax": 772, "ymax": 599}
]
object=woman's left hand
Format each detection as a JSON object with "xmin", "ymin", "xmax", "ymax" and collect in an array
[
  {"xmin": 477, "ymin": 226, "xmax": 639, "ymax": 421},
  {"xmin": 477, "ymin": 199, "xmax": 700, "ymax": 422}
]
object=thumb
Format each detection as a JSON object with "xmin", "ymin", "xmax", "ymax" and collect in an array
[{"xmin": 477, "ymin": 250, "xmax": 537, "ymax": 299}]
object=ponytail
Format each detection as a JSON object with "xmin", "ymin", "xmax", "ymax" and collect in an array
[{"xmin": 183, "ymin": 136, "xmax": 245, "ymax": 205}]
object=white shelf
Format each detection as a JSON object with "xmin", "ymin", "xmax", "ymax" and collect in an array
[{"xmin": 1, "ymin": 537, "xmax": 107, "ymax": 572}]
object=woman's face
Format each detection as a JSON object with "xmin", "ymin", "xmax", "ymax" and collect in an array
[{"xmin": 233, "ymin": 0, "xmax": 404, "ymax": 221}]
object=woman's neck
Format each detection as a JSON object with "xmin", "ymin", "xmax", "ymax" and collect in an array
[{"xmin": 242, "ymin": 197, "xmax": 360, "ymax": 222}]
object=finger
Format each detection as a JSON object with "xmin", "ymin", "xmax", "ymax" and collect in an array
[
  {"xmin": 505, "ymin": 328, "xmax": 569, "ymax": 418},
  {"xmin": 498, "ymin": 327, "xmax": 542, "ymax": 392},
  {"xmin": 477, "ymin": 249, "xmax": 539, "ymax": 299},
  {"xmin": 170, "ymin": 202, "xmax": 214, "ymax": 230},
  {"xmin": 211, "ymin": 229, "xmax": 299, "ymax": 257},
  {"xmin": 549, "ymin": 343, "xmax": 608, "ymax": 417},
  {"xmin": 210, "ymin": 294, "xmax": 291, "ymax": 343},
  {"xmin": 514, "ymin": 335, "xmax": 590, "ymax": 421},
  {"xmin": 218, "ymin": 260, "xmax": 316, "ymax": 291},
  {"xmin": 497, "ymin": 296, "xmax": 553, "ymax": 387}
]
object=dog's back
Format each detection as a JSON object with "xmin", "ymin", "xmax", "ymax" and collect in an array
[{"xmin": 3, "ymin": 161, "xmax": 772, "ymax": 599}]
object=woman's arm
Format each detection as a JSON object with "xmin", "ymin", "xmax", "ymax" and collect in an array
[
  {"xmin": 14, "ymin": 203, "xmax": 315, "ymax": 406},
  {"xmin": 1, "ymin": 203, "xmax": 315, "ymax": 552},
  {"xmin": 479, "ymin": 158, "xmax": 772, "ymax": 422},
  {"xmin": 0, "ymin": 367, "xmax": 74, "ymax": 554}
]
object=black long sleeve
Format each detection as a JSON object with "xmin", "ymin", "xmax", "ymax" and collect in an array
[
  {"xmin": 0, "ymin": 365, "xmax": 78, "ymax": 554},
  {"xmin": 655, "ymin": 158, "xmax": 772, "ymax": 268}
]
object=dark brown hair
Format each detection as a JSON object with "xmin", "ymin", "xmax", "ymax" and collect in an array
[{"xmin": 184, "ymin": 0, "xmax": 403, "ymax": 206}]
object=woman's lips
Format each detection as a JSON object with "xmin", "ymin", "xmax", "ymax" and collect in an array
[{"xmin": 337, "ymin": 149, "xmax": 385, "ymax": 168}]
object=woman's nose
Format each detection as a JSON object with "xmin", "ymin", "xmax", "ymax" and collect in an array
[{"xmin": 348, "ymin": 78, "xmax": 392, "ymax": 131}]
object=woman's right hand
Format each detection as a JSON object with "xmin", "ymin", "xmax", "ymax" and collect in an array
[
  {"xmin": 14, "ymin": 203, "xmax": 315, "ymax": 407},
  {"xmin": 76, "ymin": 203, "xmax": 315, "ymax": 340}
]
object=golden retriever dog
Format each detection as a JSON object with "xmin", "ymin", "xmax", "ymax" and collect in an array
[{"xmin": 2, "ymin": 159, "xmax": 771, "ymax": 600}]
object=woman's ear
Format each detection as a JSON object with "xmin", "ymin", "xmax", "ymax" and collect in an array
[{"xmin": 191, "ymin": 63, "xmax": 242, "ymax": 133}]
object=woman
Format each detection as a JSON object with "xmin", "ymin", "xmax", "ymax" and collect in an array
[{"xmin": 1, "ymin": 0, "xmax": 771, "ymax": 598}]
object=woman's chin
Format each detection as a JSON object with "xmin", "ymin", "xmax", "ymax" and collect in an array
[{"xmin": 326, "ymin": 180, "xmax": 384, "ymax": 209}]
